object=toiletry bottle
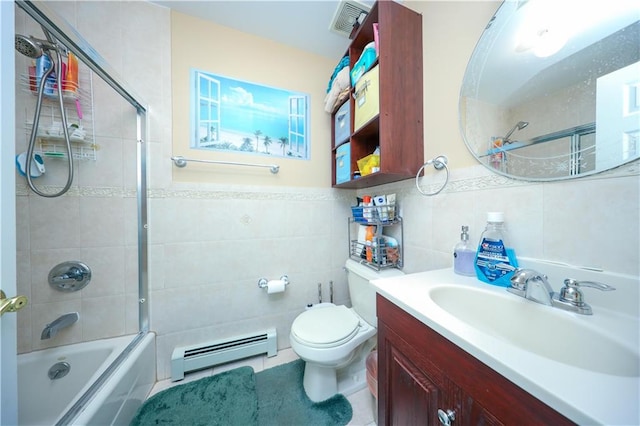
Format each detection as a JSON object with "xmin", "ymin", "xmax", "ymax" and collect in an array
[
  {"xmin": 373, "ymin": 194, "xmax": 388, "ymax": 222},
  {"xmin": 474, "ymin": 212, "xmax": 518, "ymax": 286},
  {"xmin": 453, "ymin": 225, "xmax": 475, "ymax": 276},
  {"xmin": 365, "ymin": 225, "xmax": 374, "ymax": 263},
  {"xmin": 362, "ymin": 195, "xmax": 373, "ymax": 222},
  {"xmin": 28, "ymin": 61, "xmax": 37, "ymax": 92},
  {"xmin": 64, "ymin": 52, "xmax": 79, "ymax": 94},
  {"xmin": 35, "ymin": 53, "xmax": 52, "ymax": 90},
  {"xmin": 44, "ymin": 68, "xmax": 56, "ymax": 96}
]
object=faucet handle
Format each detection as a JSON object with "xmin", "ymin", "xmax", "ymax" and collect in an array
[{"xmin": 559, "ymin": 278, "xmax": 615, "ymax": 306}]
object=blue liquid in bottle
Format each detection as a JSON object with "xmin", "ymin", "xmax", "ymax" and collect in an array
[{"xmin": 474, "ymin": 212, "xmax": 518, "ymax": 287}]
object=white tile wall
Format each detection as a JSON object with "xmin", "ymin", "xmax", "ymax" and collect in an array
[{"xmin": 13, "ymin": 0, "xmax": 171, "ymax": 353}]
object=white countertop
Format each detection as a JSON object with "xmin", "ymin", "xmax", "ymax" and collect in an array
[{"xmin": 371, "ymin": 263, "xmax": 640, "ymax": 425}]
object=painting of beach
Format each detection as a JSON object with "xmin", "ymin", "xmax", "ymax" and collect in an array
[{"xmin": 190, "ymin": 69, "xmax": 310, "ymax": 160}]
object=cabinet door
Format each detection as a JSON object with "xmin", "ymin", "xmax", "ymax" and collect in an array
[
  {"xmin": 378, "ymin": 320, "xmax": 444, "ymax": 425},
  {"xmin": 450, "ymin": 385, "xmax": 505, "ymax": 426}
]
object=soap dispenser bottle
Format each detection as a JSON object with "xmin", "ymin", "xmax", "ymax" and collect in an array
[
  {"xmin": 474, "ymin": 212, "xmax": 518, "ymax": 286},
  {"xmin": 453, "ymin": 225, "xmax": 475, "ymax": 276}
]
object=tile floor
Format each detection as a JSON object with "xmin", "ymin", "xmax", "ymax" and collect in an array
[{"xmin": 148, "ymin": 348, "xmax": 376, "ymax": 426}]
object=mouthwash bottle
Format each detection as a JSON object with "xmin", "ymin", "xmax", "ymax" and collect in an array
[{"xmin": 474, "ymin": 212, "xmax": 518, "ymax": 286}]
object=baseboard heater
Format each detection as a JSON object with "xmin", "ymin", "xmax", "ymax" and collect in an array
[{"xmin": 170, "ymin": 328, "xmax": 277, "ymax": 381}]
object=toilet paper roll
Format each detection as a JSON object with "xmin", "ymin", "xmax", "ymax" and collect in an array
[{"xmin": 266, "ymin": 279, "xmax": 286, "ymax": 294}]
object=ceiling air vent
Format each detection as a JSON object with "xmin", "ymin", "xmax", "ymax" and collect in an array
[{"xmin": 329, "ymin": 0, "xmax": 371, "ymax": 38}]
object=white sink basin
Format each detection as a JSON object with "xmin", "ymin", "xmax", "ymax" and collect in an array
[{"xmin": 429, "ymin": 285, "xmax": 639, "ymax": 377}]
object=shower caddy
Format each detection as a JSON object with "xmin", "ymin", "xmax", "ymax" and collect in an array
[
  {"xmin": 348, "ymin": 203, "xmax": 403, "ymax": 271},
  {"xmin": 20, "ymin": 65, "xmax": 96, "ymax": 161}
]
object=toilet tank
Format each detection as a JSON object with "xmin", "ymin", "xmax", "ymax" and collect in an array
[{"xmin": 345, "ymin": 259, "xmax": 404, "ymax": 327}]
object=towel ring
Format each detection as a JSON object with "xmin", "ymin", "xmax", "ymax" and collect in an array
[{"xmin": 415, "ymin": 155, "xmax": 449, "ymax": 196}]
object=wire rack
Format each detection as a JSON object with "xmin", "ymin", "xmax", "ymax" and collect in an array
[
  {"xmin": 20, "ymin": 65, "xmax": 97, "ymax": 161},
  {"xmin": 350, "ymin": 203, "xmax": 397, "ymax": 224},
  {"xmin": 348, "ymin": 204, "xmax": 403, "ymax": 270}
]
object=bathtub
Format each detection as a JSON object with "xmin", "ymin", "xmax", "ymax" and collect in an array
[{"xmin": 18, "ymin": 332, "xmax": 156, "ymax": 425}]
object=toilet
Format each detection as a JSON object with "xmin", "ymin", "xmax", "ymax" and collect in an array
[{"xmin": 290, "ymin": 259, "xmax": 404, "ymax": 402}]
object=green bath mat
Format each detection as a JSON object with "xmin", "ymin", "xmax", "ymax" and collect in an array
[
  {"xmin": 130, "ymin": 366, "xmax": 257, "ymax": 426},
  {"xmin": 256, "ymin": 359, "xmax": 353, "ymax": 426},
  {"xmin": 130, "ymin": 360, "xmax": 352, "ymax": 426}
]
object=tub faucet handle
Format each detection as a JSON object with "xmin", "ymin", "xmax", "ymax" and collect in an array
[{"xmin": 48, "ymin": 261, "xmax": 92, "ymax": 292}]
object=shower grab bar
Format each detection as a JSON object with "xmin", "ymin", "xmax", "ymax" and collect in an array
[{"xmin": 171, "ymin": 156, "xmax": 280, "ymax": 174}]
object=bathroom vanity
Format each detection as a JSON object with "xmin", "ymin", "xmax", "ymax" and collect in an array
[
  {"xmin": 376, "ymin": 295, "xmax": 572, "ymax": 425},
  {"xmin": 371, "ymin": 262, "xmax": 640, "ymax": 425}
]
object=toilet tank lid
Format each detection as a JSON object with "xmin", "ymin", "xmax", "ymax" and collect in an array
[{"xmin": 345, "ymin": 259, "xmax": 405, "ymax": 280}]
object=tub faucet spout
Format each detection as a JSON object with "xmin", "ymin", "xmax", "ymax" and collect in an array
[{"xmin": 41, "ymin": 312, "xmax": 79, "ymax": 340}]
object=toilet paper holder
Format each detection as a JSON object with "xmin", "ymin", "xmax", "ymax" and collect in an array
[{"xmin": 258, "ymin": 275, "xmax": 289, "ymax": 289}]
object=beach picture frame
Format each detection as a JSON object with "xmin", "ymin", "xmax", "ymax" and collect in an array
[{"xmin": 190, "ymin": 68, "xmax": 310, "ymax": 160}]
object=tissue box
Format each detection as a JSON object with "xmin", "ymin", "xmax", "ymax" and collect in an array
[
  {"xmin": 335, "ymin": 142, "xmax": 351, "ymax": 184},
  {"xmin": 353, "ymin": 65, "xmax": 379, "ymax": 132},
  {"xmin": 334, "ymin": 100, "xmax": 350, "ymax": 147}
]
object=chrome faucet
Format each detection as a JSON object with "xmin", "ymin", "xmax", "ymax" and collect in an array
[
  {"xmin": 41, "ymin": 312, "xmax": 79, "ymax": 340},
  {"xmin": 509, "ymin": 268, "xmax": 554, "ymax": 305},
  {"xmin": 508, "ymin": 268, "xmax": 615, "ymax": 315}
]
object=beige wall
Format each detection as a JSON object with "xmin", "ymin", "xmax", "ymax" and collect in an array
[
  {"xmin": 170, "ymin": 11, "xmax": 336, "ymax": 187},
  {"xmin": 415, "ymin": 0, "xmax": 500, "ymax": 168}
]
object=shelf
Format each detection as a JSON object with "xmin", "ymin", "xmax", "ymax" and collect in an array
[
  {"xmin": 348, "ymin": 205, "xmax": 403, "ymax": 271},
  {"xmin": 38, "ymin": 140, "xmax": 97, "ymax": 161},
  {"xmin": 21, "ymin": 66, "xmax": 96, "ymax": 162},
  {"xmin": 330, "ymin": 0, "xmax": 423, "ymax": 189}
]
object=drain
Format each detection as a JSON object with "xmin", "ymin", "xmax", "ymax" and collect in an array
[{"xmin": 48, "ymin": 362, "xmax": 71, "ymax": 380}]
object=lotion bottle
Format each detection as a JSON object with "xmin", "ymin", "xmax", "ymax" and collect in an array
[
  {"xmin": 453, "ymin": 225, "xmax": 475, "ymax": 276},
  {"xmin": 365, "ymin": 225, "xmax": 375, "ymax": 262}
]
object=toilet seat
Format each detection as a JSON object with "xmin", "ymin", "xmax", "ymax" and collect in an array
[{"xmin": 291, "ymin": 305, "xmax": 361, "ymax": 349}]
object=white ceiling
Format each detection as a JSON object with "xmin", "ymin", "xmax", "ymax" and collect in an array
[{"xmin": 150, "ymin": 0, "xmax": 375, "ymax": 59}]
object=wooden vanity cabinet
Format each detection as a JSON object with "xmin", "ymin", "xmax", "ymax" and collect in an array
[
  {"xmin": 330, "ymin": 0, "xmax": 424, "ymax": 189},
  {"xmin": 376, "ymin": 295, "xmax": 575, "ymax": 426}
]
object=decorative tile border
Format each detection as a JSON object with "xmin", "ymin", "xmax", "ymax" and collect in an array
[
  {"xmin": 371, "ymin": 160, "xmax": 640, "ymax": 198},
  {"xmin": 16, "ymin": 184, "xmax": 136, "ymax": 198},
  {"xmin": 16, "ymin": 160, "xmax": 638, "ymax": 201}
]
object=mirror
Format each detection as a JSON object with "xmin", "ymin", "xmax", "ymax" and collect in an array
[{"xmin": 460, "ymin": 0, "xmax": 640, "ymax": 181}]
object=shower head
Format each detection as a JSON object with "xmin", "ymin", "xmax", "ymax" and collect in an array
[
  {"xmin": 503, "ymin": 121, "xmax": 529, "ymax": 142},
  {"xmin": 15, "ymin": 34, "xmax": 58, "ymax": 58}
]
